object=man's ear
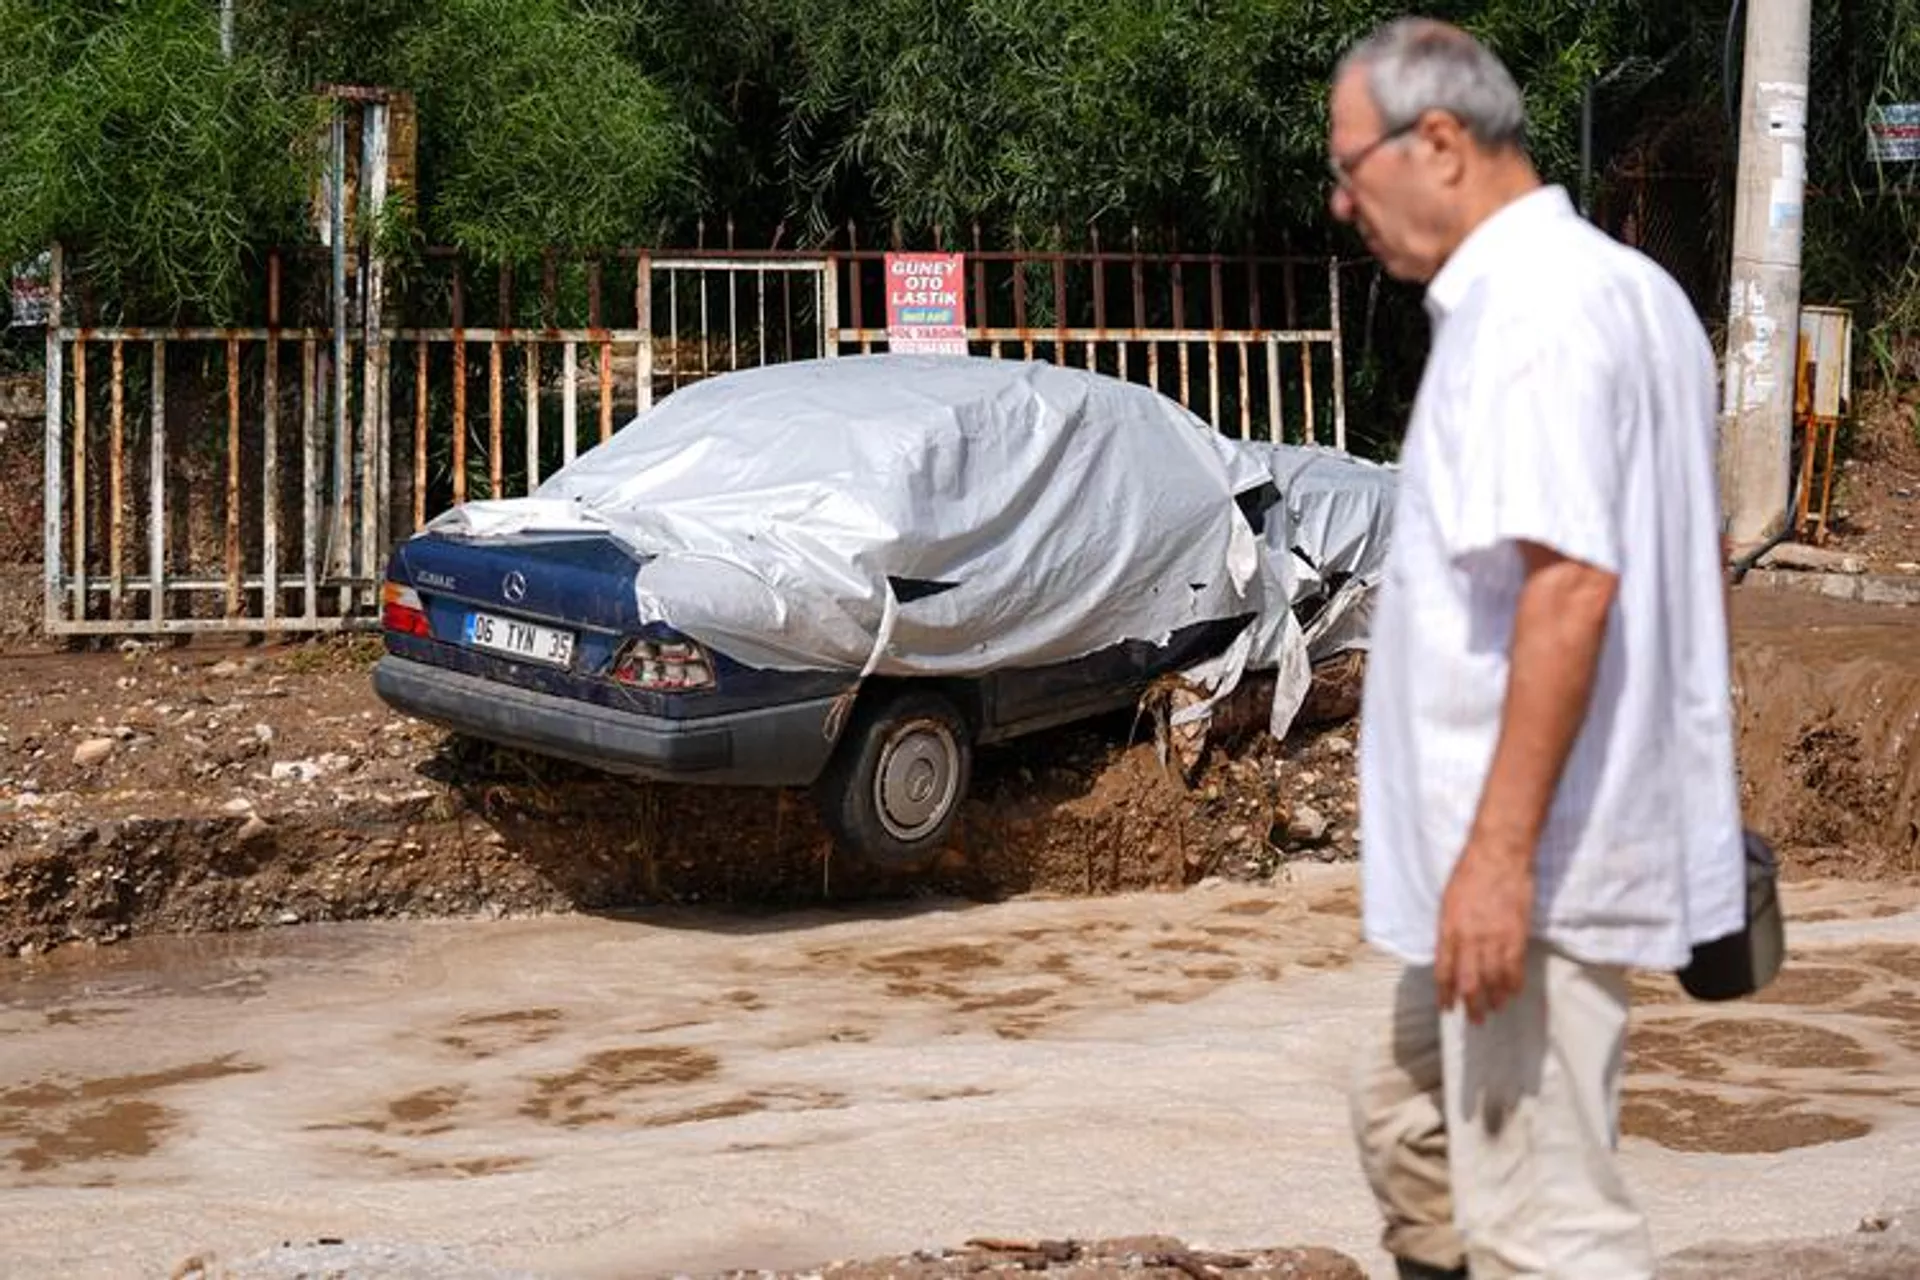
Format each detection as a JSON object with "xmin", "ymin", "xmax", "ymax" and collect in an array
[{"xmin": 1419, "ymin": 110, "xmax": 1470, "ymax": 186}]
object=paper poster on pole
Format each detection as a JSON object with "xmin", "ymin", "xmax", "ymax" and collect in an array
[
  {"xmin": 885, "ymin": 253, "xmax": 968, "ymax": 355},
  {"xmin": 1868, "ymin": 104, "xmax": 1920, "ymax": 163}
]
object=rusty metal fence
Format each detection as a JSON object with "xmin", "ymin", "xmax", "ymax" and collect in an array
[
  {"xmin": 829, "ymin": 238, "xmax": 1347, "ymax": 450},
  {"xmin": 41, "ymin": 240, "xmax": 1346, "ymax": 637}
]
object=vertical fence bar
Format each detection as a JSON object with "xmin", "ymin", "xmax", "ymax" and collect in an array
[
  {"xmin": 728, "ymin": 263, "xmax": 740, "ymax": 371},
  {"xmin": 262, "ymin": 254, "xmax": 281, "ymax": 624},
  {"xmin": 782, "ymin": 269, "xmax": 795, "ymax": 362},
  {"xmin": 818, "ymin": 260, "xmax": 838, "ymax": 359},
  {"xmin": 1287, "ymin": 258, "xmax": 1310, "ymax": 445},
  {"xmin": 1013, "ymin": 256, "xmax": 1031, "ymax": 361},
  {"xmin": 359, "ymin": 100, "xmax": 390, "ymax": 601},
  {"xmin": 109, "ymin": 339, "xmax": 125, "ymax": 618},
  {"xmin": 1134, "ymin": 233, "xmax": 1153, "ymax": 391},
  {"xmin": 524, "ymin": 342, "xmax": 541, "ymax": 491},
  {"xmin": 972, "ymin": 225, "xmax": 994, "ymax": 359},
  {"xmin": 493, "ymin": 263, "xmax": 509, "ymax": 498},
  {"xmin": 1301, "ymin": 339, "xmax": 1318, "ymax": 446},
  {"xmin": 1082, "ymin": 241, "xmax": 1098, "ymax": 370},
  {"xmin": 1281, "ymin": 257, "xmax": 1298, "ymax": 442},
  {"xmin": 149, "ymin": 339, "xmax": 167, "ymax": 625},
  {"xmin": 302, "ymin": 337, "xmax": 318, "ymax": 620},
  {"xmin": 1052, "ymin": 251, "xmax": 1069, "ymax": 367},
  {"xmin": 329, "ymin": 104, "xmax": 350, "ymax": 589},
  {"xmin": 1247, "ymin": 252, "xmax": 1264, "ymax": 331},
  {"xmin": 636, "ymin": 252, "xmax": 654, "ymax": 413},
  {"xmin": 562, "ymin": 341, "xmax": 578, "ymax": 465},
  {"xmin": 1209, "ymin": 259, "xmax": 1225, "ymax": 428},
  {"xmin": 599, "ymin": 341, "xmax": 613, "ymax": 442},
  {"xmin": 1173, "ymin": 258, "xmax": 1191, "ymax": 409},
  {"xmin": 1207, "ymin": 341, "xmax": 1221, "ymax": 427},
  {"xmin": 1329, "ymin": 258, "xmax": 1348, "ymax": 451},
  {"xmin": 42, "ymin": 246, "xmax": 64, "ymax": 631},
  {"xmin": 1266, "ymin": 337, "xmax": 1283, "ymax": 443},
  {"xmin": 847, "ymin": 225, "xmax": 866, "ymax": 355},
  {"xmin": 224, "ymin": 337, "xmax": 242, "ymax": 619},
  {"xmin": 261, "ymin": 338, "xmax": 278, "ymax": 623},
  {"xmin": 1091, "ymin": 230, "xmax": 1108, "ymax": 342},
  {"xmin": 590, "ymin": 259, "xmax": 613, "ymax": 437},
  {"xmin": 667, "ymin": 271, "xmax": 680, "ymax": 387},
  {"xmin": 488, "ymin": 337, "xmax": 504, "ymax": 497},
  {"xmin": 753, "ymin": 267, "xmax": 767, "ymax": 371},
  {"xmin": 71, "ymin": 339, "xmax": 87, "ymax": 621},
  {"xmin": 1237, "ymin": 341, "xmax": 1252, "ymax": 440},
  {"xmin": 1084, "ymin": 240, "xmax": 1100, "ymax": 370},
  {"xmin": 413, "ymin": 336, "xmax": 428, "ymax": 529},
  {"xmin": 452, "ymin": 267, "xmax": 467, "ymax": 505},
  {"xmin": 697, "ymin": 267, "xmax": 711, "ymax": 378},
  {"xmin": 377, "ymin": 329, "xmax": 393, "ymax": 569},
  {"xmin": 1247, "ymin": 247, "xmax": 1267, "ymax": 438}
]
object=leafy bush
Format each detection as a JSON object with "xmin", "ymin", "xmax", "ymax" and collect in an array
[
  {"xmin": 767, "ymin": 0, "xmax": 1647, "ymax": 248},
  {"xmin": 394, "ymin": 0, "xmax": 690, "ymax": 259},
  {"xmin": 0, "ymin": 0, "xmax": 319, "ymax": 320}
]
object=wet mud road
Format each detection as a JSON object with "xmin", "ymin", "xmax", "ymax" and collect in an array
[{"xmin": 2, "ymin": 868, "xmax": 1918, "ymax": 1279}]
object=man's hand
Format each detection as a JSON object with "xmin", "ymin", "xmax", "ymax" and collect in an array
[{"xmin": 1435, "ymin": 835, "xmax": 1535, "ymax": 1024}]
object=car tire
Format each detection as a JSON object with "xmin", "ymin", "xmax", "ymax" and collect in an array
[{"xmin": 813, "ymin": 688, "xmax": 972, "ymax": 871}]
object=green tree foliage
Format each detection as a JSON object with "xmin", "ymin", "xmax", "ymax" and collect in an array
[
  {"xmin": 1, "ymin": 0, "xmax": 692, "ymax": 318},
  {"xmin": 0, "ymin": 0, "xmax": 319, "ymax": 319},
  {"xmin": 1802, "ymin": 0, "xmax": 1920, "ymax": 381},
  {"xmin": 393, "ymin": 0, "xmax": 690, "ymax": 260},
  {"xmin": 2, "ymin": 0, "xmax": 1916, "ymax": 370},
  {"xmin": 768, "ymin": 0, "xmax": 1643, "ymax": 247}
]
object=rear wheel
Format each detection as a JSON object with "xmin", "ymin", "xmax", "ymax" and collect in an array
[{"xmin": 813, "ymin": 688, "xmax": 972, "ymax": 871}]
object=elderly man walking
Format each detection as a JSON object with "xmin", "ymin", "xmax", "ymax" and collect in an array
[{"xmin": 1328, "ymin": 18, "xmax": 1748, "ymax": 1280}]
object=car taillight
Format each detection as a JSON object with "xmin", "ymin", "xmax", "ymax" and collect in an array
[
  {"xmin": 381, "ymin": 581, "xmax": 431, "ymax": 638},
  {"xmin": 611, "ymin": 637, "xmax": 715, "ymax": 691}
]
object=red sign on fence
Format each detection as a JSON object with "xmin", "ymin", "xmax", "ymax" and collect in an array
[{"xmin": 885, "ymin": 253, "xmax": 968, "ymax": 355}]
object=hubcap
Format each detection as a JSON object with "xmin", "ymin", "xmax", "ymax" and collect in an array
[{"xmin": 874, "ymin": 718, "xmax": 960, "ymax": 841}]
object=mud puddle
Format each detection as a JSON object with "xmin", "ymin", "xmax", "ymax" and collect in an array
[{"xmin": 2, "ymin": 869, "xmax": 1917, "ymax": 1279}]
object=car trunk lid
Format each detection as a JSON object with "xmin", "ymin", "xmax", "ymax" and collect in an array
[{"xmin": 390, "ymin": 531, "xmax": 647, "ymax": 634}]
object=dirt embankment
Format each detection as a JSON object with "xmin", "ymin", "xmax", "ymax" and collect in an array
[
  {"xmin": 1, "ymin": 585, "xmax": 1916, "ymax": 955},
  {"xmin": 1827, "ymin": 388, "xmax": 1920, "ymax": 571},
  {"xmin": 0, "ymin": 635, "xmax": 1366, "ymax": 955},
  {"xmin": 1733, "ymin": 592, "xmax": 1920, "ymax": 880}
]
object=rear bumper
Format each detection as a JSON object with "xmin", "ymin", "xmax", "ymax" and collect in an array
[{"xmin": 374, "ymin": 655, "xmax": 843, "ymax": 786}]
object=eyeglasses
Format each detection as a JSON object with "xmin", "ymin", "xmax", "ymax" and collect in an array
[{"xmin": 1327, "ymin": 119, "xmax": 1420, "ymax": 188}]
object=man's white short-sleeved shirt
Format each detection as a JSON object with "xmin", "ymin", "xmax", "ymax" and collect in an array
[{"xmin": 1358, "ymin": 185, "xmax": 1746, "ymax": 971}]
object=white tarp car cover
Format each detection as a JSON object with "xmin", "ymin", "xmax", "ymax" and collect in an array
[
  {"xmin": 427, "ymin": 355, "xmax": 1307, "ymax": 691},
  {"xmin": 1233, "ymin": 440, "xmax": 1397, "ymax": 660}
]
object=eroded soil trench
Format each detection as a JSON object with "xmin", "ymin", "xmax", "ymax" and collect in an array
[{"xmin": 0, "ymin": 588, "xmax": 1915, "ymax": 955}]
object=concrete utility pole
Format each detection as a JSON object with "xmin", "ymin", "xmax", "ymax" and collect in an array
[{"xmin": 1719, "ymin": 0, "xmax": 1813, "ymax": 548}]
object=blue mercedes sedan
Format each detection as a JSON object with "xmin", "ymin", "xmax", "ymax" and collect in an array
[{"xmin": 374, "ymin": 355, "xmax": 1391, "ymax": 868}]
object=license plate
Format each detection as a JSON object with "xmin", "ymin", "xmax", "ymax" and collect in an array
[{"xmin": 464, "ymin": 610, "xmax": 576, "ymax": 667}]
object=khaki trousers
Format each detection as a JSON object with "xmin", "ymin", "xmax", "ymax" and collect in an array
[{"xmin": 1348, "ymin": 943, "xmax": 1654, "ymax": 1279}]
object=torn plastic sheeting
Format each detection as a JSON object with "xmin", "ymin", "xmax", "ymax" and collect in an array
[
  {"xmin": 426, "ymin": 355, "xmax": 1278, "ymax": 678},
  {"xmin": 1158, "ymin": 439, "xmax": 1396, "ymax": 755},
  {"xmin": 1232, "ymin": 440, "xmax": 1398, "ymax": 658}
]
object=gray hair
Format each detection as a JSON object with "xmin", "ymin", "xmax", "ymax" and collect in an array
[{"xmin": 1336, "ymin": 18, "xmax": 1526, "ymax": 150}]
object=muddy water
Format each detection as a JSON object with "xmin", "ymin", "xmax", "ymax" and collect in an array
[{"xmin": 2, "ymin": 868, "xmax": 1918, "ymax": 1280}]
